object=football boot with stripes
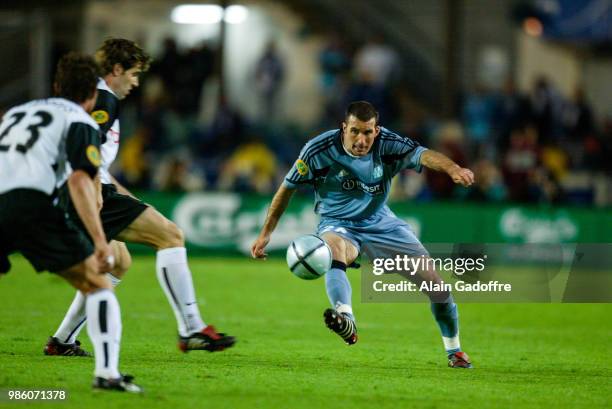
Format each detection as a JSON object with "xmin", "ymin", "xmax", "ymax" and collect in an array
[
  {"xmin": 323, "ymin": 308, "xmax": 358, "ymax": 345},
  {"xmin": 44, "ymin": 336, "xmax": 91, "ymax": 357}
]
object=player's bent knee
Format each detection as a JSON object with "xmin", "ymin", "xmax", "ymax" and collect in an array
[
  {"xmin": 169, "ymin": 221, "xmax": 184, "ymax": 246},
  {"xmin": 159, "ymin": 220, "xmax": 184, "ymax": 249},
  {"xmin": 59, "ymin": 256, "xmax": 112, "ymax": 293},
  {"xmin": 113, "ymin": 247, "xmax": 131, "ymax": 278},
  {"xmin": 83, "ymin": 270, "xmax": 112, "ymax": 293},
  {"xmin": 322, "ymin": 234, "xmax": 348, "ymax": 263}
]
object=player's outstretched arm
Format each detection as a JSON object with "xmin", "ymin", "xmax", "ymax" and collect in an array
[
  {"xmin": 251, "ymin": 184, "xmax": 296, "ymax": 259},
  {"xmin": 68, "ymin": 170, "xmax": 113, "ymax": 272},
  {"xmin": 420, "ymin": 150, "xmax": 474, "ymax": 187}
]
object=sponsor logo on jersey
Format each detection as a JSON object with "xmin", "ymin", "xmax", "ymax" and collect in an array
[
  {"xmin": 86, "ymin": 145, "xmax": 101, "ymax": 167},
  {"xmin": 296, "ymin": 159, "xmax": 309, "ymax": 176},
  {"xmin": 338, "ymin": 169, "xmax": 349, "ymax": 177},
  {"xmin": 342, "ymin": 179, "xmax": 356, "ymax": 190},
  {"xmin": 341, "ymin": 178, "xmax": 384, "ymax": 195},
  {"xmin": 91, "ymin": 110, "xmax": 109, "ymax": 124}
]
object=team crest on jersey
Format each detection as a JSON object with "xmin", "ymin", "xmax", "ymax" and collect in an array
[
  {"xmin": 86, "ymin": 145, "xmax": 101, "ymax": 167},
  {"xmin": 295, "ymin": 159, "xmax": 309, "ymax": 176},
  {"xmin": 91, "ymin": 110, "xmax": 109, "ymax": 124},
  {"xmin": 373, "ymin": 165, "xmax": 383, "ymax": 179}
]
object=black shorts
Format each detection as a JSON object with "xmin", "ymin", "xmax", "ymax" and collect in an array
[
  {"xmin": 59, "ymin": 183, "xmax": 148, "ymax": 242},
  {"xmin": 98, "ymin": 184, "xmax": 148, "ymax": 241},
  {"xmin": 0, "ymin": 189, "xmax": 93, "ymax": 273}
]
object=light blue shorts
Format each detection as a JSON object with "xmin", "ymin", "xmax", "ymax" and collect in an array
[{"xmin": 316, "ymin": 206, "xmax": 428, "ymax": 258}]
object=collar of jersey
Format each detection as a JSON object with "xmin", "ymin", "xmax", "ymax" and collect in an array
[{"xmin": 97, "ymin": 77, "xmax": 118, "ymax": 97}]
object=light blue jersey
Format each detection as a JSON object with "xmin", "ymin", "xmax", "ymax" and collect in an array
[
  {"xmin": 287, "ymin": 126, "xmax": 462, "ymax": 355},
  {"xmin": 284, "ymin": 127, "xmax": 427, "ymax": 221}
]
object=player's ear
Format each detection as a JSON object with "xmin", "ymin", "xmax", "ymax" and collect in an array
[
  {"xmin": 375, "ymin": 125, "xmax": 381, "ymax": 136},
  {"xmin": 112, "ymin": 63, "xmax": 124, "ymax": 76}
]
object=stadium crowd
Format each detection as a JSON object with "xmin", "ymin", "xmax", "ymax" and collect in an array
[{"xmin": 109, "ymin": 36, "xmax": 611, "ymax": 207}]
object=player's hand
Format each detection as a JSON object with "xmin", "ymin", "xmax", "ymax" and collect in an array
[
  {"xmin": 449, "ymin": 166, "xmax": 475, "ymax": 187},
  {"xmin": 94, "ymin": 242, "xmax": 115, "ymax": 273},
  {"xmin": 251, "ymin": 235, "xmax": 270, "ymax": 259}
]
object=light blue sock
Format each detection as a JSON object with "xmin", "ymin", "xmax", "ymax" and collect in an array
[
  {"xmin": 431, "ymin": 295, "xmax": 460, "ymax": 354},
  {"xmin": 325, "ymin": 261, "xmax": 354, "ymax": 321}
]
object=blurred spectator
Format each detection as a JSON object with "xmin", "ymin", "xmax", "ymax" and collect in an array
[
  {"xmin": 494, "ymin": 78, "xmax": 531, "ymax": 150},
  {"xmin": 152, "ymin": 37, "xmax": 216, "ymax": 117},
  {"xmin": 218, "ymin": 141, "xmax": 278, "ymax": 193},
  {"xmin": 319, "ymin": 34, "xmax": 352, "ymax": 126},
  {"xmin": 502, "ymin": 127, "xmax": 539, "ymax": 202},
  {"xmin": 191, "ymin": 96, "xmax": 247, "ymax": 186},
  {"xmin": 465, "ymin": 159, "xmax": 507, "ymax": 202},
  {"xmin": 530, "ymin": 76, "xmax": 564, "ymax": 143},
  {"xmin": 560, "ymin": 86, "xmax": 597, "ymax": 170},
  {"xmin": 153, "ymin": 37, "xmax": 181, "ymax": 95},
  {"xmin": 528, "ymin": 167, "xmax": 562, "ymax": 204},
  {"xmin": 154, "ymin": 152, "xmax": 205, "ymax": 192},
  {"xmin": 255, "ymin": 42, "xmax": 285, "ymax": 121},
  {"xmin": 562, "ymin": 86, "xmax": 595, "ymax": 140},
  {"xmin": 425, "ymin": 122, "xmax": 468, "ymax": 199},
  {"xmin": 353, "ymin": 35, "xmax": 400, "ymax": 87},
  {"xmin": 344, "ymin": 71, "xmax": 397, "ymax": 125},
  {"xmin": 116, "ymin": 127, "xmax": 151, "ymax": 189},
  {"xmin": 540, "ymin": 144, "xmax": 569, "ymax": 181},
  {"xmin": 462, "ymin": 85, "xmax": 496, "ymax": 158},
  {"xmin": 319, "ymin": 33, "xmax": 352, "ymax": 93}
]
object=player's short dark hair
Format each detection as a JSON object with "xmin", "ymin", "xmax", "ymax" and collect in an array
[
  {"xmin": 96, "ymin": 38, "xmax": 152, "ymax": 74},
  {"xmin": 345, "ymin": 101, "xmax": 379, "ymax": 124},
  {"xmin": 54, "ymin": 52, "xmax": 99, "ymax": 103}
]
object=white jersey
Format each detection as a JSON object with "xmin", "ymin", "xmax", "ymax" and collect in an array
[
  {"xmin": 91, "ymin": 78, "xmax": 120, "ymax": 184},
  {"xmin": 0, "ymin": 98, "xmax": 100, "ymax": 196}
]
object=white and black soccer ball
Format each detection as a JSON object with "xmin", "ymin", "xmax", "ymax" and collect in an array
[{"xmin": 286, "ymin": 235, "xmax": 332, "ymax": 280}]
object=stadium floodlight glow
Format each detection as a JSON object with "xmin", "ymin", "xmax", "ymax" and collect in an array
[
  {"xmin": 171, "ymin": 4, "xmax": 248, "ymax": 25},
  {"xmin": 224, "ymin": 5, "xmax": 248, "ymax": 24},
  {"xmin": 171, "ymin": 5, "xmax": 223, "ymax": 24}
]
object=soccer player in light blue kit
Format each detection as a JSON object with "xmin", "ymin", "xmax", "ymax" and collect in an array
[{"xmin": 252, "ymin": 101, "xmax": 475, "ymax": 368}]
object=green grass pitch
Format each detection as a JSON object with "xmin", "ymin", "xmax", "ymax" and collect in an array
[{"xmin": 0, "ymin": 255, "xmax": 610, "ymax": 408}]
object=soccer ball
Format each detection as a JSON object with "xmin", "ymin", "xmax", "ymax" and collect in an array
[{"xmin": 286, "ymin": 235, "xmax": 332, "ymax": 280}]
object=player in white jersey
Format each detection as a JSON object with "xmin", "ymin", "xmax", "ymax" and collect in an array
[
  {"xmin": 45, "ymin": 39, "xmax": 235, "ymax": 356},
  {"xmin": 0, "ymin": 52, "xmax": 141, "ymax": 392}
]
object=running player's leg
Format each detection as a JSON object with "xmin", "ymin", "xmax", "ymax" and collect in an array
[
  {"xmin": 416, "ymin": 260, "xmax": 471, "ymax": 368},
  {"xmin": 117, "ymin": 206, "xmax": 235, "ymax": 352},
  {"xmin": 56, "ymin": 257, "xmax": 140, "ymax": 391},
  {"xmin": 11, "ymin": 192, "xmax": 141, "ymax": 391},
  {"xmin": 379, "ymin": 222, "xmax": 471, "ymax": 368},
  {"xmin": 47, "ymin": 183, "xmax": 137, "ymax": 355},
  {"xmin": 320, "ymin": 231, "xmax": 359, "ymax": 345},
  {"xmin": 48, "ymin": 241, "xmax": 129, "ymax": 353},
  {"xmin": 321, "ymin": 232, "xmax": 359, "ymax": 319}
]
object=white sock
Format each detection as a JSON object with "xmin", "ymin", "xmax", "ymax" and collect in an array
[
  {"xmin": 53, "ymin": 273, "xmax": 121, "ymax": 344},
  {"xmin": 335, "ymin": 302, "xmax": 354, "ymax": 317},
  {"xmin": 86, "ymin": 289, "xmax": 121, "ymax": 379},
  {"xmin": 442, "ymin": 333, "xmax": 461, "ymax": 352},
  {"xmin": 156, "ymin": 247, "xmax": 205, "ymax": 337}
]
